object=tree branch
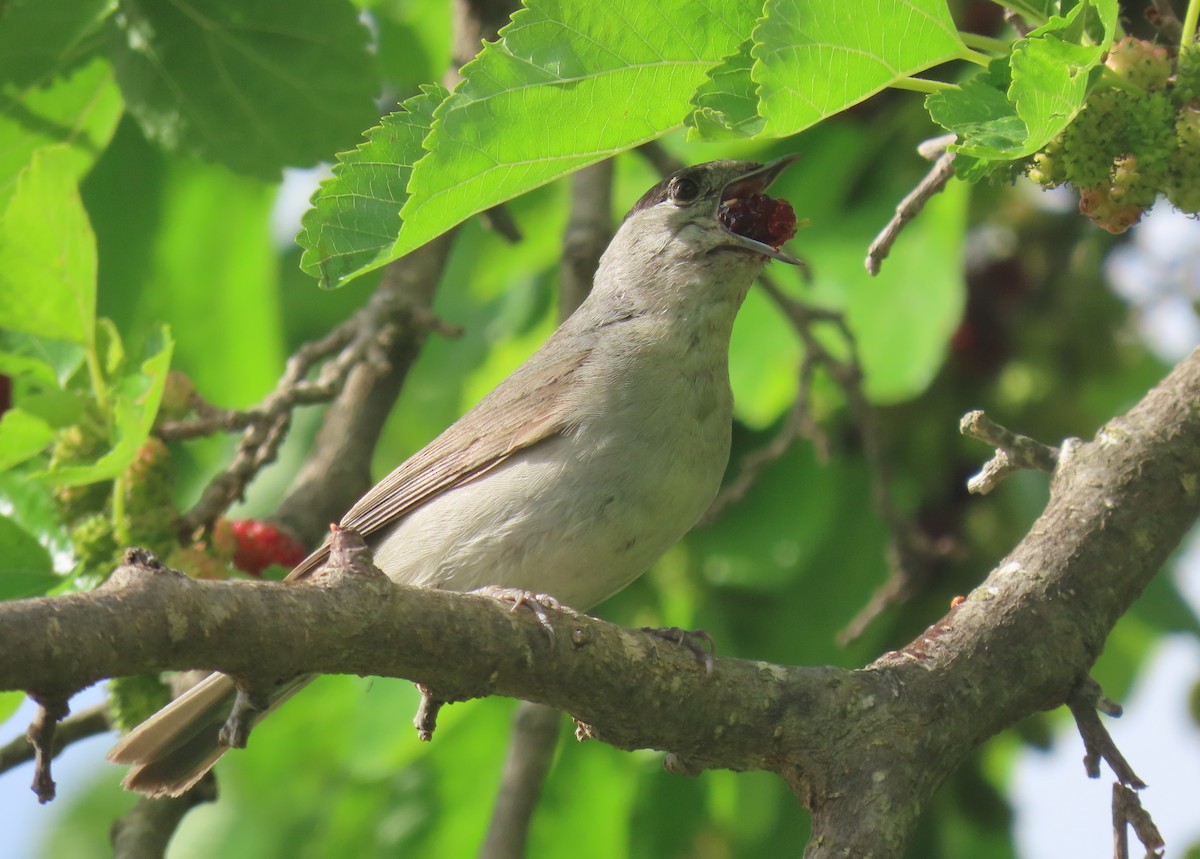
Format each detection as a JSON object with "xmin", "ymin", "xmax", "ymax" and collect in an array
[
  {"xmin": 3, "ymin": 350, "xmax": 1198, "ymax": 856},
  {"xmin": 0, "ymin": 702, "xmax": 110, "ymax": 776}
]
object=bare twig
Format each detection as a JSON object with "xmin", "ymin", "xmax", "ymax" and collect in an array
[
  {"xmin": 110, "ymin": 775, "xmax": 217, "ymax": 859},
  {"xmin": 703, "ymin": 280, "xmax": 845, "ymax": 523},
  {"xmin": 1112, "ymin": 783, "xmax": 1165, "ymax": 859},
  {"xmin": 1066, "ymin": 676, "xmax": 1145, "ymax": 788},
  {"xmin": 635, "ymin": 140, "xmax": 685, "ymax": 177},
  {"xmin": 26, "ymin": 693, "xmax": 70, "ymax": 803},
  {"xmin": 701, "ymin": 273, "xmax": 942, "ymax": 638},
  {"xmin": 960, "ymin": 409, "xmax": 1060, "ymax": 494},
  {"xmin": 560, "ymin": 159, "xmax": 614, "ymax": 318},
  {"xmin": 0, "ymin": 702, "xmax": 110, "ymax": 775},
  {"xmin": 478, "ymin": 704, "xmax": 562, "ymax": 859},
  {"xmin": 1144, "ymin": 0, "xmax": 1183, "ymax": 44},
  {"xmin": 481, "ymin": 205, "xmax": 523, "ymax": 243},
  {"xmin": 176, "ymin": 292, "xmax": 462, "ymax": 537},
  {"xmin": 1004, "ymin": 9, "xmax": 1033, "ymax": 37},
  {"xmin": 866, "ymin": 137, "xmax": 957, "ymax": 276},
  {"xmin": 414, "ymin": 687, "xmax": 446, "ymax": 741},
  {"xmin": 155, "ymin": 324, "xmax": 356, "ymax": 440},
  {"xmin": 273, "ymin": 235, "xmax": 458, "ymax": 544}
]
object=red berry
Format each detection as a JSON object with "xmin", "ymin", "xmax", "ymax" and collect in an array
[
  {"xmin": 719, "ymin": 193, "xmax": 798, "ymax": 249},
  {"xmin": 229, "ymin": 519, "xmax": 307, "ymax": 576}
]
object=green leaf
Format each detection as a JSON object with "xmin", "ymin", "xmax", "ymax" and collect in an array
[
  {"xmin": 107, "ymin": 0, "xmax": 379, "ymax": 179},
  {"xmin": 298, "ymin": 85, "xmax": 448, "ymax": 288},
  {"xmin": 1008, "ymin": 0, "xmax": 1116, "ymax": 149},
  {"xmin": 387, "ymin": 0, "xmax": 758, "ymax": 274},
  {"xmin": 926, "ymin": 62, "xmax": 1027, "ymax": 158},
  {"xmin": 927, "ymin": 0, "xmax": 1116, "ymax": 163},
  {"xmin": 0, "ymin": 146, "xmax": 97, "ymax": 346},
  {"xmin": 0, "ymin": 0, "xmax": 110, "ymax": 88},
  {"xmin": 686, "ymin": 38, "xmax": 766, "ymax": 141},
  {"xmin": 43, "ymin": 326, "xmax": 173, "ymax": 486},
  {"xmin": 0, "ymin": 351, "xmax": 60, "ymax": 390},
  {"xmin": 0, "ymin": 56, "xmax": 124, "ymax": 209},
  {"xmin": 0, "ymin": 514, "xmax": 58, "ymax": 599},
  {"xmin": 0, "ymin": 330, "xmax": 86, "ymax": 387},
  {"xmin": 752, "ymin": 0, "xmax": 969, "ymax": 138},
  {"xmin": 0, "ymin": 410, "xmax": 56, "ymax": 471},
  {"xmin": 15, "ymin": 388, "xmax": 87, "ymax": 430}
]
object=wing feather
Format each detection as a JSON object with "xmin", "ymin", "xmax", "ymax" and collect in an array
[{"xmin": 287, "ymin": 343, "xmax": 590, "ymax": 582}]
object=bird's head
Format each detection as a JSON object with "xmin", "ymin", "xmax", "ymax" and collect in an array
[
  {"xmin": 589, "ymin": 156, "xmax": 801, "ymax": 318},
  {"xmin": 620, "ymin": 155, "xmax": 801, "ymax": 264}
]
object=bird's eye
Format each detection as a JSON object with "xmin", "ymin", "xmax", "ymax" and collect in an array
[{"xmin": 670, "ymin": 177, "xmax": 701, "ymax": 203}]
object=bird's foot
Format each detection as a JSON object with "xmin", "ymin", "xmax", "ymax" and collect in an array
[
  {"xmin": 642, "ymin": 626, "xmax": 716, "ymax": 675},
  {"xmin": 474, "ymin": 586, "xmax": 561, "ymax": 645}
]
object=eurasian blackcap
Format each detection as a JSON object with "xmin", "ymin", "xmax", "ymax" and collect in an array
[{"xmin": 108, "ymin": 156, "xmax": 800, "ymax": 796}]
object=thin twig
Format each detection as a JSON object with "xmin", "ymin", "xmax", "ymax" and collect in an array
[
  {"xmin": 635, "ymin": 141, "xmax": 685, "ymax": 177},
  {"xmin": 0, "ymin": 702, "xmax": 110, "ymax": 775},
  {"xmin": 1144, "ymin": 0, "xmax": 1183, "ymax": 44},
  {"xmin": 155, "ymin": 324, "xmax": 356, "ymax": 440},
  {"xmin": 960, "ymin": 409, "xmax": 1060, "ymax": 494},
  {"xmin": 754, "ymin": 279, "xmax": 944, "ymax": 641},
  {"xmin": 1004, "ymin": 9, "xmax": 1033, "ymax": 37},
  {"xmin": 703, "ymin": 279, "xmax": 848, "ymax": 523},
  {"xmin": 1066, "ymin": 676, "xmax": 1145, "ymax": 788},
  {"xmin": 1112, "ymin": 783, "xmax": 1165, "ymax": 859},
  {"xmin": 414, "ymin": 687, "xmax": 446, "ymax": 741},
  {"xmin": 560, "ymin": 159, "xmax": 614, "ymax": 318},
  {"xmin": 176, "ymin": 295, "xmax": 460, "ymax": 538},
  {"xmin": 26, "ymin": 693, "xmax": 70, "ymax": 803},
  {"xmin": 865, "ymin": 140, "xmax": 957, "ymax": 275}
]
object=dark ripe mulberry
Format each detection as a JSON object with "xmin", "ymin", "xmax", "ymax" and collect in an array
[{"xmin": 718, "ymin": 193, "xmax": 798, "ymax": 249}]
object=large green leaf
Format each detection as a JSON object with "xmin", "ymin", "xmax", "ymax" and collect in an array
[
  {"xmin": 303, "ymin": 0, "xmax": 759, "ymax": 288},
  {"xmin": 0, "ymin": 16, "xmax": 120, "ymax": 210},
  {"xmin": 298, "ymin": 85, "xmax": 448, "ymax": 289},
  {"xmin": 107, "ymin": 0, "xmax": 378, "ymax": 179},
  {"xmin": 0, "ymin": 146, "xmax": 97, "ymax": 347},
  {"xmin": 752, "ymin": 0, "xmax": 970, "ymax": 137},
  {"xmin": 0, "ymin": 0, "xmax": 110, "ymax": 88}
]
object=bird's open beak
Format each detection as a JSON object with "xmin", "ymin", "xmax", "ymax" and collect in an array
[{"xmin": 717, "ymin": 154, "xmax": 802, "ymax": 265}]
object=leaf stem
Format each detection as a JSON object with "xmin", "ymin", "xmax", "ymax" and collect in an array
[
  {"xmin": 958, "ymin": 47, "xmax": 995, "ymax": 67},
  {"xmin": 890, "ymin": 77, "xmax": 956, "ymax": 94},
  {"xmin": 1182, "ymin": 0, "xmax": 1199, "ymax": 51},
  {"xmin": 84, "ymin": 343, "xmax": 108, "ymax": 413},
  {"xmin": 112, "ymin": 477, "xmax": 129, "ymax": 547},
  {"xmin": 960, "ymin": 33, "xmax": 1011, "ymax": 54}
]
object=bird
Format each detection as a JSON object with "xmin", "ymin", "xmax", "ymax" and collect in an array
[{"xmin": 108, "ymin": 155, "xmax": 801, "ymax": 797}]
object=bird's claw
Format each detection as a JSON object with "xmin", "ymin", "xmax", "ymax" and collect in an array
[
  {"xmin": 642, "ymin": 626, "xmax": 716, "ymax": 675},
  {"xmin": 474, "ymin": 586, "xmax": 561, "ymax": 645}
]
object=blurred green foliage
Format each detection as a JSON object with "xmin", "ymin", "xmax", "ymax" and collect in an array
[{"xmin": 1, "ymin": 0, "xmax": 1197, "ymax": 857}]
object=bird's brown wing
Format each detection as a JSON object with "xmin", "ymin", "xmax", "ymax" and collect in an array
[{"xmin": 286, "ymin": 343, "xmax": 591, "ymax": 582}]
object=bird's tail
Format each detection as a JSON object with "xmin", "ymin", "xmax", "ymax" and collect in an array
[{"xmin": 108, "ymin": 672, "xmax": 311, "ymax": 797}]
